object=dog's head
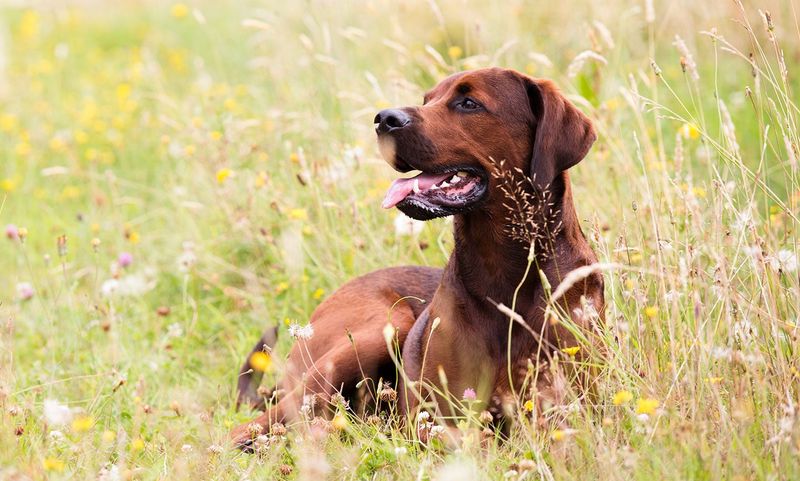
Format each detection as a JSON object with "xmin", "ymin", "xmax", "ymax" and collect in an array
[{"xmin": 376, "ymin": 67, "xmax": 596, "ymax": 220}]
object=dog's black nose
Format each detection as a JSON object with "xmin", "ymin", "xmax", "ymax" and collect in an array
[{"xmin": 374, "ymin": 109, "xmax": 411, "ymax": 134}]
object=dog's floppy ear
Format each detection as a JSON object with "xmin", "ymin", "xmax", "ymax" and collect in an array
[{"xmin": 523, "ymin": 76, "xmax": 596, "ymax": 190}]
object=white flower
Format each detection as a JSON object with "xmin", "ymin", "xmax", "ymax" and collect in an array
[
  {"xmin": 732, "ymin": 210, "xmax": 753, "ymax": 230},
  {"xmin": 98, "ymin": 464, "xmax": 121, "ymax": 481},
  {"xmin": 743, "ymin": 245, "xmax": 761, "ymax": 261},
  {"xmin": 769, "ymin": 249, "xmax": 798, "ymax": 273},
  {"xmin": 288, "ymin": 323, "xmax": 314, "ymax": 340},
  {"xmin": 166, "ymin": 323, "xmax": 183, "ymax": 339},
  {"xmin": 43, "ymin": 399, "xmax": 73, "ymax": 426},
  {"xmin": 102, "ymin": 270, "xmax": 157, "ymax": 297},
  {"xmin": 429, "ymin": 425, "xmax": 446, "ymax": 439},
  {"xmin": 177, "ymin": 243, "xmax": 197, "ymax": 273},
  {"xmin": 181, "ymin": 444, "xmax": 192, "ymax": 453},
  {"xmin": 101, "ymin": 279, "xmax": 119, "ymax": 297},
  {"xmin": 16, "ymin": 282, "xmax": 34, "ymax": 301},
  {"xmin": 48, "ymin": 430, "xmax": 65, "ymax": 441},
  {"xmin": 393, "ymin": 212, "xmax": 424, "ymax": 236},
  {"xmin": 394, "ymin": 446, "xmax": 407, "ymax": 456}
]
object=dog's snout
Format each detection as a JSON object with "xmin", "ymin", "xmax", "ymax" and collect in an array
[{"xmin": 374, "ymin": 109, "xmax": 411, "ymax": 134}]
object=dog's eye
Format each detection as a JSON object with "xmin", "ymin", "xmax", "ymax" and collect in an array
[{"xmin": 456, "ymin": 97, "xmax": 482, "ymax": 112}]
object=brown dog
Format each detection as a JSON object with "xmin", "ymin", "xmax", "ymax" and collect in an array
[{"xmin": 230, "ymin": 67, "xmax": 603, "ymax": 447}]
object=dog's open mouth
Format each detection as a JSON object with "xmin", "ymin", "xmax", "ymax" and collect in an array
[{"xmin": 382, "ymin": 168, "xmax": 487, "ymax": 220}]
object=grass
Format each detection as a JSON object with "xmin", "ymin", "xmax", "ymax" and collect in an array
[{"xmin": 1, "ymin": 0, "xmax": 799, "ymax": 479}]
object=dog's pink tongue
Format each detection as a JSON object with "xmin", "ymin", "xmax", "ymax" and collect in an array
[{"xmin": 382, "ymin": 172, "xmax": 452, "ymax": 209}]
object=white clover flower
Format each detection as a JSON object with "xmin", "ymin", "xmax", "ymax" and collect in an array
[
  {"xmin": 393, "ymin": 212, "xmax": 424, "ymax": 236},
  {"xmin": 429, "ymin": 425, "xmax": 446, "ymax": 439},
  {"xmin": 43, "ymin": 399, "xmax": 73, "ymax": 426}
]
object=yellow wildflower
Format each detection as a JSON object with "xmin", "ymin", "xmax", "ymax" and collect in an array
[
  {"xmin": 130, "ymin": 438, "xmax": 145, "ymax": 452},
  {"xmin": 115, "ymin": 83, "xmax": 132, "ymax": 102},
  {"xmin": 102, "ymin": 430, "xmax": 116, "ymax": 442},
  {"xmin": 644, "ymin": 306, "xmax": 658, "ymax": 318},
  {"xmin": 71, "ymin": 415, "xmax": 94, "ymax": 433},
  {"xmin": 289, "ymin": 152, "xmax": 300, "ymax": 163},
  {"xmin": 332, "ymin": 413, "xmax": 348, "ymax": 430},
  {"xmin": 288, "ymin": 208, "xmax": 308, "ymax": 221},
  {"xmin": 560, "ymin": 346, "xmax": 580, "ymax": 357},
  {"xmin": 128, "ymin": 231, "xmax": 140, "ymax": 244},
  {"xmin": 679, "ymin": 122, "xmax": 700, "ymax": 140},
  {"xmin": 1, "ymin": 177, "xmax": 19, "ymax": 192},
  {"xmin": 254, "ymin": 171, "xmax": 268, "ymax": 188},
  {"xmin": 74, "ymin": 130, "xmax": 88, "ymax": 144},
  {"xmin": 612, "ymin": 390, "xmax": 633, "ymax": 406},
  {"xmin": 0, "ymin": 113, "xmax": 18, "ymax": 132},
  {"xmin": 210, "ymin": 130, "xmax": 222, "ymax": 142},
  {"xmin": 275, "ymin": 281, "xmax": 289, "ymax": 294},
  {"xmin": 171, "ymin": 3, "xmax": 189, "ymax": 18},
  {"xmin": 312, "ymin": 288, "xmax": 325, "ymax": 300},
  {"xmin": 706, "ymin": 377, "xmax": 723, "ymax": 384},
  {"xmin": 19, "ymin": 10, "xmax": 40, "ymax": 40},
  {"xmin": 249, "ymin": 351, "xmax": 272, "ymax": 372},
  {"xmin": 215, "ymin": 168, "xmax": 232, "ymax": 184},
  {"xmin": 636, "ymin": 398, "xmax": 660, "ymax": 415},
  {"xmin": 61, "ymin": 185, "xmax": 81, "ymax": 200},
  {"xmin": 523, "ymin": 400, "xmax": 535, "ymax": 412},
  {"xmin": 447, "ymin": 45, "xmax": 463, "ymax": 60},
  {"xmin": 43, "ymin": 457, "xmax": 65, "ymax": 472},
  {"xmin": 551, "ymin": 429, "xmax": 566, "ymax": 441}
]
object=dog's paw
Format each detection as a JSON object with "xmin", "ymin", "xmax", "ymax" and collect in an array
[{"xmin": 229, "ymin": 421, "xmax": 264, "ymax": 452}]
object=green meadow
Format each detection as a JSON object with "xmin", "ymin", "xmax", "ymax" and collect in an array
[{"xmin": 1, "ymin": 1, "xmax": 799, "ymax": 479}]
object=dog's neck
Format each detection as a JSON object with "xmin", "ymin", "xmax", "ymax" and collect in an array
[{"xmin": 448, "ymin": 172, "xmax": 583, "ymax": 308}]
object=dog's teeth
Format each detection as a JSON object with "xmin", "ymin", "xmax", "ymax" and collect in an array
[
  {"xmin": 412, "ymin": 178, "xmax": 421, "ymax": 193},
  {"xmin": 430, "ymin": 184, "xmax": 439, "ymax": 190},
  {"xmin": 450, "ymin": 175, "xmax": 460, "ymax": 183},
  {"xmin": 440, "ymin": 181, "xmax": 450, "ymax": 188},
  {"xmin": 456, "ymin": 171, "xmax": 468, "ymax": 177}
]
